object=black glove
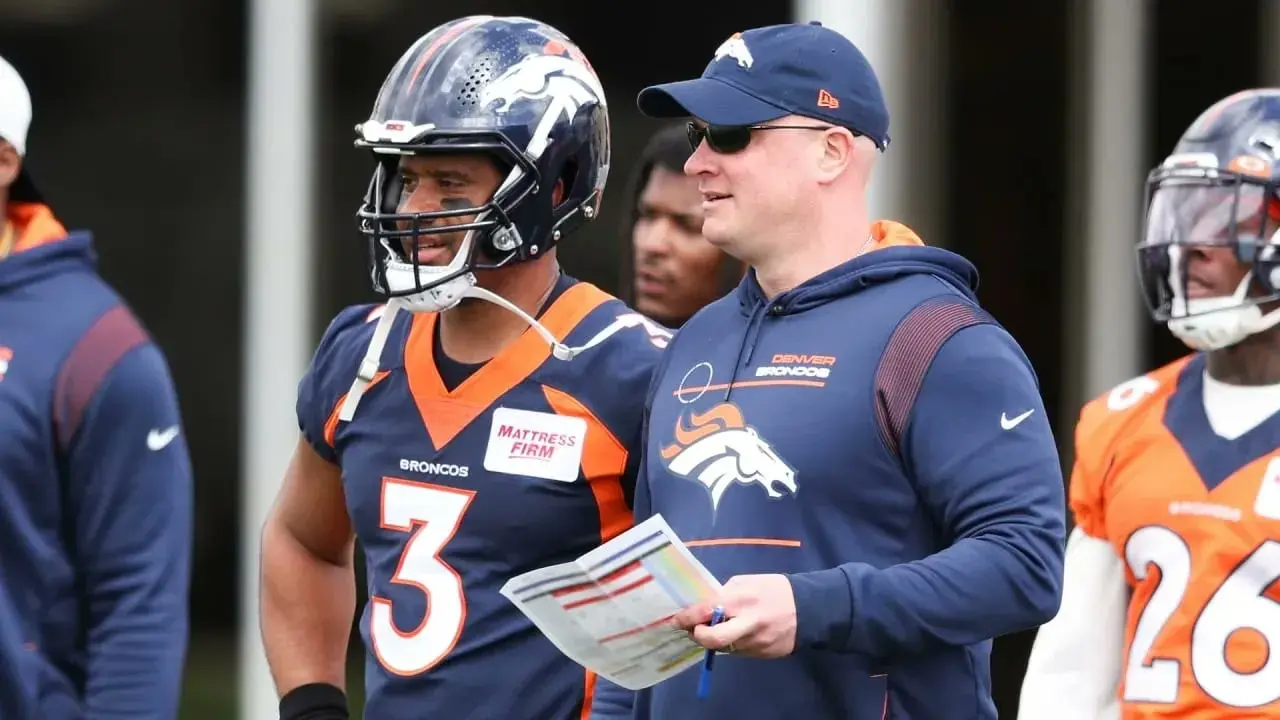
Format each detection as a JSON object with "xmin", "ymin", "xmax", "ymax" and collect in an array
[{"xmin": 279, "ymin": 682, "xmax": 350, "ymax": 720}]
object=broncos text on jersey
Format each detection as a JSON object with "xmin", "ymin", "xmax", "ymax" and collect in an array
[{"xmin": 1071, "ymin": 353, "xmax": 1280, "ymax": 718}]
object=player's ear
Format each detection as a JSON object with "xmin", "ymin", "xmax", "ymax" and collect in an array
[
  {"xmin": 552, "ymin": 178, "xmax": 565, "ymax": 206},
  {"xmin": 814, "ymin": 127, "xmax": 854, "ymax": 184}
]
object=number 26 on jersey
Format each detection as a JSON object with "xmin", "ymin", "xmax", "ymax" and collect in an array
[{"xmin": 1124, "ymin": 527, "xmax": 1280, "ymax": 708}]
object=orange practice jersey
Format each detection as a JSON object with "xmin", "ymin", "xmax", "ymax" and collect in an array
[{"xmin": 1071, "ymin": 353, "xmax": 1280, "ymax": 719}]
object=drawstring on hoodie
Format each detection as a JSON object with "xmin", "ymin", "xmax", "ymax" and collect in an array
[
  {"xmin": 724, "ymin": 299, "xmax": 775, "ymax": 403},
  {"xmin": 723, "ymin": 234, "xmax": 876, "ymax": 402}
]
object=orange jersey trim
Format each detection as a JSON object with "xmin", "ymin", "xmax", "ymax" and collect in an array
[
  {"xmin": 1068, "ymin": 356, "xmax": 1195, "ymax": 539},
  {"xmin": 541, "ymin": 384, "xmax": 632, "ymax": 544},
  {"xmin": 323, "ymin": 370, "xmax": 392, "ymax": 448},
  {"xmin": 404, "ymin": 282, "xmax": 614, "ymax": 450}
]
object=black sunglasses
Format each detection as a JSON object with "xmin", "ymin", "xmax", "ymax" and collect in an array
[{"xmin": 686, "ymin": 121, "xmax": 834, "ymax": 154}]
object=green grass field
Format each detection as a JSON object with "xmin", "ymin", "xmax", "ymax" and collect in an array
[{"xmin": 179, "ymin": 635, "xmax": 366, "ymax": 720}]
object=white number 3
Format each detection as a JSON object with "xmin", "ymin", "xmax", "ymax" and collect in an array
[
  {"xmin": 369, "ymin": 478, "xmax": 474, "ymax": 676},
  {"xmin": 1124, "ymin": 526, "xmax": 1280, "ymax": 707}
]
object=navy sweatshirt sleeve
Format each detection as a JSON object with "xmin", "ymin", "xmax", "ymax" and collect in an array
[
  {"xmin": 789, "ymin": 323, "xmax": 1066, "ymax": 657},
  {"xmin": 65, "ymin": 342, "xmax": 193, "ymax": 718}
]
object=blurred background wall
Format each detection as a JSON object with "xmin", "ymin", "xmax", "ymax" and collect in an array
[{"xmin": 2, "ymin": 0, "xmax": 1277, "ymax": 717}]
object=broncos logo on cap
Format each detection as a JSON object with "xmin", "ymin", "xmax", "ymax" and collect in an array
[
  {"xmin": 659, "ymin": 402, "xmax": 796, "ymax": 511},
  {"xmin": 713, "ymin": 32, "xmax": 753, "ymax": 69}
]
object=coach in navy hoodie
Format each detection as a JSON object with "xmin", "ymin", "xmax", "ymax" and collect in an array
[
  {"xmin": 0, "ymin": 56, "xmax": 192, "ymax": 719},
  {"xmin": 591, "ymin": 24, "xmax": 1065, "ymax": 720}
]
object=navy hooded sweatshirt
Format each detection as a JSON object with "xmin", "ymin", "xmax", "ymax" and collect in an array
[
  {"xmin": 591, "ymin": 221, "xmax": 1066, "ymax": 720},
  {"xmin": 0, "ymin": 204, "xmax": 192, "ymax": 720}
]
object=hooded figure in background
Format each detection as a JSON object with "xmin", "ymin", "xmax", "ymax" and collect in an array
[
  {"xmin": 0, "ymin": 53, "xmax": 192, "ymax": 720},
  {"xmin": 619, "ymin": 123, "xmax": 743, "ymax": 328}
]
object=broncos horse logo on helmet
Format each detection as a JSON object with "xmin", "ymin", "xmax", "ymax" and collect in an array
[
  {"xmin": 335, "ymin": 16, "xmax": 613, "ymax": 423},
  {"xmin": 354, "ymin": 15, "xmax": 610, "ymax": 314},
  {"xmin": 1139, "ymin": 88, "xmax": 1280, "ymax": 350}
]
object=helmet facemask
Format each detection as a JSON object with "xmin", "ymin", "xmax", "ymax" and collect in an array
[
  {"xmin": 1138, "ymin": 163, "xmax": 1280, "ymax": 350},
  {"xmin": 356, "ymin": 128, "xmax": 539, "ymax": 313}
]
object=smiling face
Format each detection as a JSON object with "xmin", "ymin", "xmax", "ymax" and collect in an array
[
  {"xmin": 682, "ymin": 116, "xmax": 826, "ymax": 264},
  {"xmin": 394, "ymin": 153, "xmax": 506, "ymax": 266}
]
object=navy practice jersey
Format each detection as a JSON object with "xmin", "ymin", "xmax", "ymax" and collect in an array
[{"xmin": 296, "ymin": 278, "xmax": 669, "ymax": 720}]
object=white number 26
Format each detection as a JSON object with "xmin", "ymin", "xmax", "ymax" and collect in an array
[{"xmin": 1123, "ymin": 526, "xmax": 1280, "ymax": 708}]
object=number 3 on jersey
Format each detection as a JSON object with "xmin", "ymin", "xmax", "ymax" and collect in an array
[
  {"xmin": 1124, "ymin": 526, "xmax": 1280, "ymax": 708},
  {"xmin": 370, "ymin": 478, "xmax": 474, "ymax": 676}
]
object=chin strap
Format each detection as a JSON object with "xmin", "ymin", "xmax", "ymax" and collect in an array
[
  {"xmin": 338, "ymin": 284, "xmax": 667, "ymax": 422},
  {"xmin": 338, "ymin": 298, "xmax": 404, "ymax": 422},
  {"xmin": 1167, "ymin": 271, "xmax": 1280, "ymax": 351},
  {"xmin": 465, "ymin": 285, "xmax": 579, "ymax": 362}
]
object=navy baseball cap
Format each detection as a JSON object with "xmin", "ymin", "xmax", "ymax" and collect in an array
[{"xmin": 637, "ymin": 22, "xmax": 890, "ymax": 151}]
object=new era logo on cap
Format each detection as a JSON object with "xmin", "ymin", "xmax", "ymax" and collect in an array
[{"xmin": 637, "ymin": 22, "xmax": 890, "ymax": 151}]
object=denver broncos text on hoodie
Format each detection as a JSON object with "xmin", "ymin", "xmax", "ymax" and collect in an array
[
  {"xmin": 591, "ymin": 221, "xmax": 1066, "ymax": 720},
  {"xmin": 0, "ymin": 203, "xmax": 192, "ymax": 720}
]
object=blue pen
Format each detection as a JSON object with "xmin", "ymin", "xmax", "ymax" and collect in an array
[{"xmin": 696, "ymin": 606, "xmax": 725, "ymax": 700}]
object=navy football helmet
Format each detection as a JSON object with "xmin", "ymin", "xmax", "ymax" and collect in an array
[
  {"xmin": 1139, "ymin": 89, "xmax": 1280, "ymax": 350},
  {"xmin": 354, "ymin": 15, "xmax": 610, "ymax": 313}
]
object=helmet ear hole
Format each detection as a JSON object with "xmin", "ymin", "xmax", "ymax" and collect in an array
[{"xmin": 554, "ymin": 160, "xmax": 579, "ymax": 210}]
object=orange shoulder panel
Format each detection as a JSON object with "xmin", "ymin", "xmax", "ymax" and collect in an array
[
  {"xmin": 1068, "ymin": 355, "xmax": 1195, "ymax": 539},
  {"xmin": 404, "ymin": 281, "xmax": 614, "ymax": 450}
]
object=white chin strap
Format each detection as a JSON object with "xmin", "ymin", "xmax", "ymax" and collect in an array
[
  {"xmin": 1167, "ymin": 271, "xmax": 1280, "ymax": 351},
  {"xmin": 337, "ymin": 277, "xmax": 641, "ymax": 423}
]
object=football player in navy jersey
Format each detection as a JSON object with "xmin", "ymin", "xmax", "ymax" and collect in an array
[{"xmin": 259, "ymin": 16, "xmax": 668, "ymax": 720}]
